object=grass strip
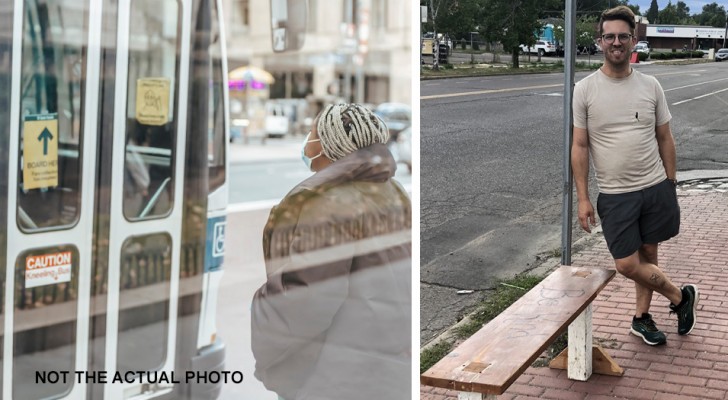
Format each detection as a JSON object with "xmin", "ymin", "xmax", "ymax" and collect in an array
[{"xmin": 420, "ymin": 273, "xmax": 545, "ymax": 373}]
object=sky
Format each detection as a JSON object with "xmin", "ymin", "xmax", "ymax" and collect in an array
[{"xmin": 629, "ymin": 0, "xmax": 728, "ymax": 16}]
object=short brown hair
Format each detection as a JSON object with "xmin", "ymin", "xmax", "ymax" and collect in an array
[{"xmin": 598, "ymin": 6, "xmax": 636, "ymax": 35}]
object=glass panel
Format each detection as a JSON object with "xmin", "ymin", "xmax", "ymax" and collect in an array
[
  {"xmin": 0, "ymin": 0, "xmax": 11, "ymax": 392},
  {"xmin": 208, "ymin": 1, "xmax": 225, "ymax": 193},
  {"xmin": 13, "ymin": 245, "xmax": 79, "ymax": 399},
  {"xmin": 117, "ymin": 233, "xmax": 172, "ymax": 372},
  {"xmin": 16, "ymin": 0, "xmax": 89, "ymax": 232},
  {"xmin": 123, "ymin": 0, "xmax": 180, "ymax": 220}
]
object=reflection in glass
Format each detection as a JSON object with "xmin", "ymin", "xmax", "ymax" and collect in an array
[
  {"xmin": 13, "ymin": 245, "xmax": 79, "ymax": 399},
  {"xmin": 123, "ymin": 0, "xmax": 180, "ymax": 220},
  {"xmin": 17, "ymin": 0, "xmax": 89, "ymax": 232},
  {"xmin": 117, "ymin": 233, "xmax": 172, "ymax": 372}
]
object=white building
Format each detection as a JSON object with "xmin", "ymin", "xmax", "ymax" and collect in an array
[{"xmin": 222, "ymin": 0, "xmax": 412, "ymax": 105}]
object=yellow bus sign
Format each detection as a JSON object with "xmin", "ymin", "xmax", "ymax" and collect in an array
[
  {"xmin": 23, "ymin": 113, "xmax": 58, "ymax": 190},
  {"xmin": 136, "ymin": 78, "xmax": 171, "ymax": 126}
]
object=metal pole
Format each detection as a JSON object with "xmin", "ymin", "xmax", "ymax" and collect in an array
[
  {"xmin": 724, "ymin": 16, "xmax": 727, "ymax": 48},
  {"xmin": 561, "ymin": 0, "xmax": 577, "ymax": 265}
]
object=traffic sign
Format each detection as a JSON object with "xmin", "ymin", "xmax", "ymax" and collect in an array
[
  {"xmin": 136, "ymin": 77, "xmax": 171, "ymax": 126},
  {"xmin": 23, "ymin": 113, "xmax": 58, "ymax": 190},
  {"xmin": 25, "ymin": 251, "xmax": 72, "ymax": 288}
]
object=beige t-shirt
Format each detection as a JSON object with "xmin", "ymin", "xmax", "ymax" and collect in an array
[{"xmin": 573, "ymin": 68, "xmax": 672, "ymax": 194}]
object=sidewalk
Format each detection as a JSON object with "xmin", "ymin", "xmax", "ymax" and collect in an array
[
  {"xmin": 228, "ymin": 136, "xmax": 302, "ymax": 164},
  {"xmin": 421, "ymin": 186, "xmax": 728, "ymax": 400}
]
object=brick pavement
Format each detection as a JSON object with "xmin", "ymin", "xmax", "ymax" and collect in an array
[{"xmin": 421, "ymin": 190, "xmax": 728, "ymax": 400}]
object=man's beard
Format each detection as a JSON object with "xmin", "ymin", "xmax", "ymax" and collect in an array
[{"xmin": 604, "ymin": 46, "xmax": 630, "ymax": 68}]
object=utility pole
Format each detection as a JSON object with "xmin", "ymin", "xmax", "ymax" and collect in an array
[
  {"xmin": 724, "ymin": 15, "xmax": 727, "ymax": 48},
  {"xmin": 561, "ymin": 0, "xmax": 576, "ymax": 265}
]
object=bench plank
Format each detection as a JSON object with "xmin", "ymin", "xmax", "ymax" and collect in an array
[{"xmin": 421, "ymin": 266, "xmax": 615, "ymax": 395}]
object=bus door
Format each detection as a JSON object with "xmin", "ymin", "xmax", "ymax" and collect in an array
[
  {"xmin": 100, "ymin": 0, "xmax": 192, "ymax": 398},
  {"xmin": 2, "ymin": 0, "xmax": 102, "ymax": 398}
]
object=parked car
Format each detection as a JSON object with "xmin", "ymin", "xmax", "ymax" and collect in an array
[
  {"xmin": 634, "ymin": 43, "xmax": 650, "ymax": 55},
  {"xmin": 715, "ymin": 48, "xmax": 728, "ymax": 62},
  {"xmin": 395, "ymin": 127, "xmax": 412, "ymax": 173},
  {"xmin": 519, "ymin": 41, "xmax": 557, "ymax": 57},
  {"xmin": 374, "ymin": 102, "xmax": 411, "ymax": 143},
  {"xmin": 264, "ymin": 102, "xmax": 291, "ymax": 138}
]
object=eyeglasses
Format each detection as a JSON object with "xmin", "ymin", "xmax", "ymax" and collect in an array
[{"xmin": 601, "ymin": 33, "xmax": 633, "ymax": 44}]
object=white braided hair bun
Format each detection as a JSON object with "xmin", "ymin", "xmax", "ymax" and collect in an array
[{"xmin": 316, "ymin": 103, "xmax": 389, "ymax": 161}]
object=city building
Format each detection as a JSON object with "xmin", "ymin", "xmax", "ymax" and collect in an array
[{"xmin": 222, "ymin": 0, "xmax": 411, "ymax": 106}]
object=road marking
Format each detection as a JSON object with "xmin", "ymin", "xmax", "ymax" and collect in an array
[
  {"xmin": 421, "ymin": 83, "xmax": 563, "ymax": 100},
  {"xmin": 653, "ymin": 70, "xmax": 706, "ymax": 77},
  {"xmin": 672, "ymin": 87, "xmax": 728, "ymax": 106},
  {"xmin": 664, "ymin": 77, "xmax": 728, "ymax": 92}
]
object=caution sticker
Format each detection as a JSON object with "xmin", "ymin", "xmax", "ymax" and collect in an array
[
  {"xmin": 23, "ymin": 113, "xmax": 59, "ymax": 190},
  {"xmin": 25, "ymin": 251, "xmax": 72, "ymax": 288},
  {"xmin": 136, "ymin": 78, "xmax": 171, "ymax": 126}
]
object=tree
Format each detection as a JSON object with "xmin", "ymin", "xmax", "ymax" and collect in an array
[
  {"xmin": 422, "ymin": 0, "xmax": 446, "ymax": 70},
  {"xmin": 480, "ymin": 0, "xmax": 544, "ymax": 68},
  {"xmin": 694, "ymin": 2, "xmax": 727, "ymax": 28},
  {"xmin": 675, "ymin": 1, "xmax": 693, "ymax": 24},
  {"xmin": 645, "ymin": 0, "xmax": 659, "ymax": 23},
  {"xmin": 658, "ymin": 1, "xmax": 679, "ymax": 25},
  {"xmin": 552, "ymin": 15, "xmax": 599, "ymax": 57},
  {"xmin": 434, "ymin": 0, "xmax": 480, "ymax": 41}
]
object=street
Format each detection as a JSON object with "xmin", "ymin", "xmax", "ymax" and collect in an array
[
  {"xmin": 420, "ymin": 61, "xmax": 728, "ymax": 344},
  {"xmin": 227, "ymin": 147, "xmax": 412, "ymax": 204}
]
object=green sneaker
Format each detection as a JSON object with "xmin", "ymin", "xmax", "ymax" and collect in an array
[
  {"xmin": 670, "ymin": 284, "xmax": 699, "ymax": 335},
  {"xmin": 631, "ymin": 313, "xmax": 667, "ymax": 346}
]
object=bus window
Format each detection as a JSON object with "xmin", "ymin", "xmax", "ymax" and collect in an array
[
  {"xmin": 13, "ymin": 245, "xmax": 79, "ymax": 399},
  {"xmin": 123, "ymin": 0, "xmax": 180, "ymax": 220},
  {"xmin": 16, "ymin": 0, "xmax": 89, "ymax": 232},
  {"xmin": 117, "ymin": 233, "xmax": 172, "ymax": 372},
  {"xmin": 208, "ymin": 3, "xmax": 226, "ymax": 193}
]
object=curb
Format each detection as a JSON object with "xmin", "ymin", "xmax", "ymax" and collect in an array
[
  {"xmin": 419, "ymin": 170, "xmax": 728, "ymax": 354},
  {"xmin": 419, "ymin": 228, "xmax": 604, "ymax": 353}
]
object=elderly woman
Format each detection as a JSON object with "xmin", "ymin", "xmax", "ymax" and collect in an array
[{"xmin": 251, "ymin": 103, "xmax": 411, "ymax": 400}]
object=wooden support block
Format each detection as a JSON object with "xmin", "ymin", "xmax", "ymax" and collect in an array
[
  {"xmin": 549, "ymin": 344, "xmax": 624, "ymax": 377},
  {"xmin": 568, "ymin": 305, "xmax": 593, "ymax": 380}
]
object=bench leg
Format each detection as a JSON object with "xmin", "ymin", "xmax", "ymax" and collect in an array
[
  {"xmin": 568, "ymin": 304, "xmax": 593, "ymax": 381},
  {"xmin": 458, "ymin": 393, "xmax": 497, "ymax": 399}
]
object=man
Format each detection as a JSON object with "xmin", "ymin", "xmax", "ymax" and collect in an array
[{"xmin": 571, "ymin": 6, "xmax": 698, "ymax": 346}]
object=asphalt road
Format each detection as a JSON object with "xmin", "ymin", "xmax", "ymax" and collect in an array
[
  {"xmin": 228, "ymin": 159, "xmax": 412, "ymax": 204},
  {"xmin": 420, "ymin": 61, "xmax": 728, "ymax": 344}
]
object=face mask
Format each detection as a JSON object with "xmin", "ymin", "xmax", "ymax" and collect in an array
[{"xmin": 301, "ymin": 132, "xmax": 323, "ymax": 171}]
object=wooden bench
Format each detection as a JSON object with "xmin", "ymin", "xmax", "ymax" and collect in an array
[{"xmin": 421, "ymin": 266, "xmax": 623, "ymax": 399}]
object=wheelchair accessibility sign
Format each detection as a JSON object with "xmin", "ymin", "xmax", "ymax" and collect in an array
[{"xmin": 205, "ymin": 216, "xmax": 226, "ymax": 272}]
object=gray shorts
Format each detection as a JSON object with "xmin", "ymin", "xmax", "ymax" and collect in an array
[{"xmin": 596, "ymin": 179, "xmax": 680, "ymax": 260}]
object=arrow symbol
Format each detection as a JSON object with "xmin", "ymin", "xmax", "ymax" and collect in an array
[{"xmin": 37, "ymin": 127, "xmax": 53, "ymax": 155}]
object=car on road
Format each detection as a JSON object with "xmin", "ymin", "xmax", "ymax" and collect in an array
[
  {"xmin": 519, "ymin": 41, "xmax": 557, "ymax": 57},
  {"xmin": 374, "ymin": 102, "xmax": 411, "ymax": 143},
  {"xmin": 634, "ymin": 43, "xmax": 650, "ymax": 55},
  {"xmin": 715, "ymin": 48, "xmax": 728, "ymax": 62}
]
